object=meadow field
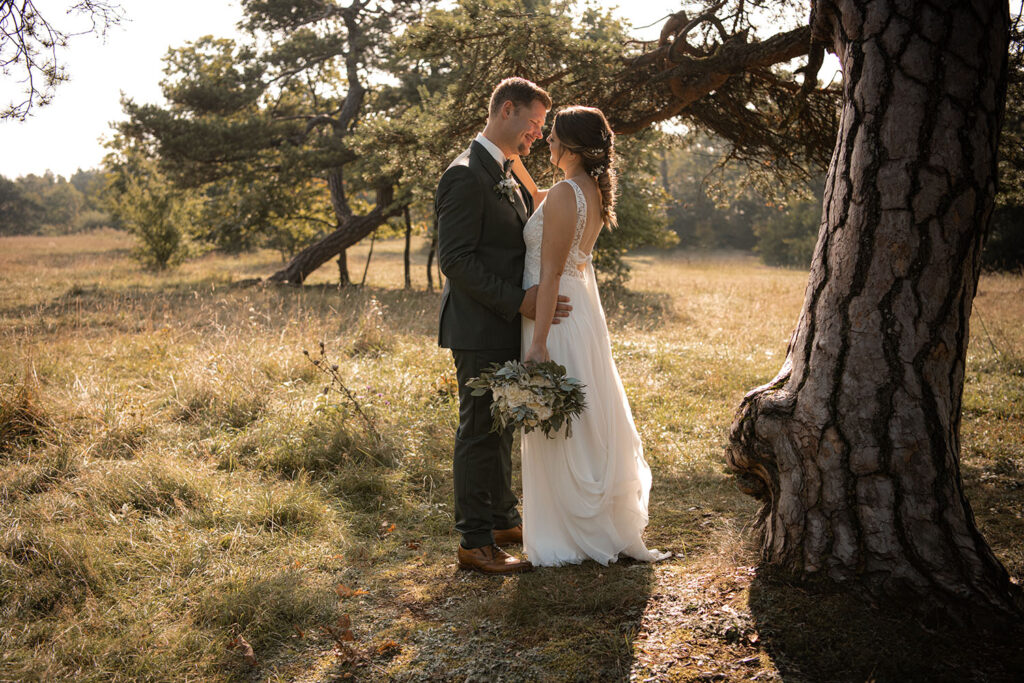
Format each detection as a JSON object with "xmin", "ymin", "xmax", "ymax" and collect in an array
[{"xmin": 1, "ymin": 231, "xmax": 1022, "ymax": 682}]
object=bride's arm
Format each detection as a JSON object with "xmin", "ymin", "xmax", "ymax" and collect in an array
[
  {"xmin": 524, "ymin": 183, "xmax": 575, "ymax": 364},
  {"xmin": 510, "ymin": 155, "xmax": 548, "ymax": 205}
]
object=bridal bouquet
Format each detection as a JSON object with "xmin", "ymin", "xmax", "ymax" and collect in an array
[{"xmin": 466, "ymin": 360, "xmax": 586, "ymax": 438}]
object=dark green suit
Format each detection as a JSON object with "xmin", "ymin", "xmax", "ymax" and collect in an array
[{"xmin": 436, "ymin": 140, "xmax": 534, "ymax": 549}]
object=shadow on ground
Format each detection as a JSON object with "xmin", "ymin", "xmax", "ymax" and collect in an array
[
  {"xmin": 748, "ymin": 570, "xmax": 1024, "ymax": 683},
  {"xmin": 315, "ymin": 560, "xmax": 656, "ymax": 681}
]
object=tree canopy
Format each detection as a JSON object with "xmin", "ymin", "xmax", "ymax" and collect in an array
[{"xmin": 112, "ymin": 0, "xmax": 680, "ymax": 283}]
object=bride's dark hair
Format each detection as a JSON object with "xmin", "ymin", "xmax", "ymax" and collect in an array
[{"xmin": 552, "ymin": 106, "xmax": 618, "ymax": 227}]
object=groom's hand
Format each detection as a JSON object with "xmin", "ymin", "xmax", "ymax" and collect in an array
[{"xmin": 519, "ymin": 285, "xmax": 571, "ymax": 323}]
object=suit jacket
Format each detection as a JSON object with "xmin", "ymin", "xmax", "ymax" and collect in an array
[{"xmin": 436, "ymin": 140, "xmax": 535, "ymax": 350}]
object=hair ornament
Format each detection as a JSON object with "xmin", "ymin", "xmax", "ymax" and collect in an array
[{"xmin": 589, "ymin": 164, "xmax": 607, "ymax": 177}]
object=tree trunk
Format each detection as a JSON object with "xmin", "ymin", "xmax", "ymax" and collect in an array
[
  {"xmin": 659, "ymin": 149, "xmax": 670, "ymax": 194},
  {"xmin": 403, "ymin": 205, "xmax": 413, "ymax": 290},
  {"xmin": 426, "ymin": 217, "xmax": 438, "ymax": 293},
  {"xmin": 726, "ymin": 0, "xmax": 1020, "ymax": 617},
  {"xmin": 337, "ymin": 250, "xmax": 350, "ymax": 287},
  {"xmin": 360, "ymin": 228, "xmax": 377, "ymax": 286},
  {"xmin": 266, "ymin": 184, "xmax": 399, "ymax": 285}
]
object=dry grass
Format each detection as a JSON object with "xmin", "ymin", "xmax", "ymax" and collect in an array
[{"xmin": 0, "ymin": 231, "xmax": 1021, "ymax": 682}]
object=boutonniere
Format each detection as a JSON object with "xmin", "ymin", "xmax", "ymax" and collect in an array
[{"xmin": 494, "ymin": 176, "xmax": 518, "ymax": 204}]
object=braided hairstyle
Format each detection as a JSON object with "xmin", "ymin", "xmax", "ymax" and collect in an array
[{"xmin": 552, "ymin": 106, "xmax": 617, "ymax": 227}]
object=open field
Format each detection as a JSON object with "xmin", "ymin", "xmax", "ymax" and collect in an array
[{"xmin": 1, "ymin": 231, "xmax": 1022, "ymax": 682}]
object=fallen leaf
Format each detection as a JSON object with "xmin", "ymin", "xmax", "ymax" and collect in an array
[
  {"xmin": 406, "ymin": 540, "xmax": 421, "ymax": 550},
  {"xmin": 335, "ymin": 584, "xmax": 367, "ymax": 599},
  {"xmin": 323, "ymin": 617, "xmax": 357, "ymax": 649},
  {"xmin": 376, "ymin": 639, "xmax": 401, "ymax": 656},
  {"xmin": 228, "ymin": 634, "xmax": 256, "ymax": 666}
]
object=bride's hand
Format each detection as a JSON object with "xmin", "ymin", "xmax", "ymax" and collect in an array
[{"xmin": 524, "ymin": 344, "xmax": 549, "ymax": 364}]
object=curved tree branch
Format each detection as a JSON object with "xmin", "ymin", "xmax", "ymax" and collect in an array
[{"xmin": 0, "ymin": 0, "xmax": 123, "ymax": 120}]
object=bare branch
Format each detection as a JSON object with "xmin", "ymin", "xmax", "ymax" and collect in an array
[{"xmin": 1, "ymin": 0, "xmax": 123, "ymax": 120}]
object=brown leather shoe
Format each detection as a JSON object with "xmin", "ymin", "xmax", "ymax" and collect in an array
[
  {"xmin": 458, "ymin": 544, "xmax": 533, "ymax": 574},
  {"xmin": 492, "ymin": 524, "xmax": 523, "ymax": 546}
]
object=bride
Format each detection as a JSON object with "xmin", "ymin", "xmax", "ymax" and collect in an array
[{"xmin": 510, "ymin": 106, "xmax": 670, "ymax": 567}]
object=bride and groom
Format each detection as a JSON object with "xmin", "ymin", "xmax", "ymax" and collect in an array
[{"xmin": 436, "ymin": 77, "xmax": 669, "ymax": 573}]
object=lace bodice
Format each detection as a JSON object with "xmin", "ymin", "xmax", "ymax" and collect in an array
[{"xmin": 523, "ymin": 179, "xmax": 592, "ymax": 288}]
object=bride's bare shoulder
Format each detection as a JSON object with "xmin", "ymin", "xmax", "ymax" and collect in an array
[{"xmin": 542, "ymin": 182, "xmax": 576, "ymax": 229}]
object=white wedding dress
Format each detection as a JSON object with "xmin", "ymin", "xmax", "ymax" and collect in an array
[{"xmin": 521, "ymin": 178, "xmax": 670, "ymax": 567}]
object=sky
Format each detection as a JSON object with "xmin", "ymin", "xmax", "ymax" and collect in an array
[{"xmin": 0, "ymin": 1, "xmax": 817, "ymax": 178}]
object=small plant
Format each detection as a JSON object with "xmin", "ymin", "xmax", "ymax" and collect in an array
[
  {"xmin": 431, "ymin": 371, "xmax": 459, "ymax": 402},
  {"xmin": 104, "ymin": 154, "xmax": 199, "ymax": 270},
  {"xmin": 303, "ymin": 341, "xmax": 380, "ymax": 442}
]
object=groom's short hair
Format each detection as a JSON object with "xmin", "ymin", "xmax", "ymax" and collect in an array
[{"xmin": 489, "ymin": 78, "xmax": 552, "ymax": 116}]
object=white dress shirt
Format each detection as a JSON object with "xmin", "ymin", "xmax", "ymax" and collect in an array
[
  {"xmin": 475, "ymin": 132, "xmax": 508, "ymax": 169},
  {"xmin": 475, "ymin": 133, "xmax": 525, "ymax": 206}
]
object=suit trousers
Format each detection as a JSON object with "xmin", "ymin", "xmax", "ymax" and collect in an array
[{"xmin": 451, "ymin": 348, "xmax": 522, "ymax": 549}]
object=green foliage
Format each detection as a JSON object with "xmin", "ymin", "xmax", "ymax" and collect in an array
[
  {"xmin": 386, "ymin": 0, "xmax": 675, "ymax": 284},
  {"xmin": 593, "ymin": 134, "xmax": 678, "ymax": 286},
  {"xmin": 0, "ymin": 1, "xmax": 124, "ymax": 120},
  {"xmin": 985, "ymin": 206, "xmax": 1024, "ymax": 271},
  {"xmin": 661, "ymin": 136, "xmax": 763, "ymax": 251},
  {"xmin": 753, "ymin": 199, "xmax": 822, "ymax": 268},
  {"xmin": 0, "ymin": 175, "xmax": 44, "ymax": 236},
  {"xmin": 0, "ymin": 170, "xmax": 114, "ymax": 235},
  {"xmin": 658, "ymin": 133, "xmax": 825, "ymax": 266},
  {"xmin": 986, "ymin": 21, "xmax": 1024, "ymax": 270},
  {"xmin": 113, "ymin": 3, "xmax": 423, "ymax": 267},
  {"xmin": 105, "ymin": 156, "xmax": 199, "ymax": 270}
]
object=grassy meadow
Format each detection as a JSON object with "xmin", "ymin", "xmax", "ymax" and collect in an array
[{"xmin": 1, "ymin": 230, "xmax": 1022, "ymax": 682}]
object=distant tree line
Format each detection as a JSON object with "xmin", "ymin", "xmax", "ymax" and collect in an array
[
  {"xmin": 0, "ymin": 169, "xmax": 115, "ymax": 236},
  {"xmin": 661, "ymin": 129, "xmax": 1024, "ymax": 271}
]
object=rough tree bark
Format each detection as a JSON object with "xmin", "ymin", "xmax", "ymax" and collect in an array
[{"xmin": 726, "ymin": 0, "xmax": 1020, "ymax": 616}]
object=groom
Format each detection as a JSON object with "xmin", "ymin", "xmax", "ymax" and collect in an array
[{"xmin": 436, "ymin": 77, "xmax": 568, "ymax": 574}]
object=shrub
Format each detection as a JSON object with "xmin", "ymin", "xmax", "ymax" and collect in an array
[{"xmin": 105, "ymin": 158, "xmax": 199, "ymax": 270}]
